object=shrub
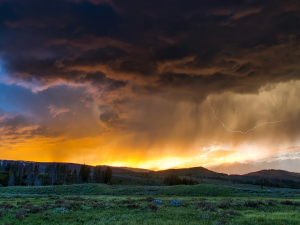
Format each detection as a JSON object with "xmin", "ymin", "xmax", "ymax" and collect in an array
[
  {"xmin": 203, "ymin": 203, "xmax": 218, "ymax": 212},
  {"xmin": 267, "ymin": 199, "xmax": 278, "ymax": 206},
  {"xmin": 148, "ymin": 203, "xmax": 159, "ymax": 212},
  {"xmin": 39, "ymin": 202, "xmax": 54, "ymax": 211},
  {"xmin": 195, "ymin": 200, "xmax": 207, "ymax": 209},
  {"xmin": 220, "ymin": 210, "xmax": 242, "ymax": 217},
  {"xmin": 201, "ymin": 213, "xmax": 209, "ymax": 219},
  {"xmin": 216, "ymin": 218, "xmax": 227, "ymax": 225},
  {"xmin": 15, "ymin": 210, "xmax": 28, "ymax": 219},
  {"xmin": 127, "ymin": 203, "xmax": 140, "ymax": 209},
  {"xmin": 141, "ymin": 197, "xmax": 154, "ymax": 202},
  {"xmin": 16, "ymin": 200, "xmax": 30, "ymax": 207},
  {"xmin": 26, "ymin": 204, "xmax": 43, "ymax": 214},
  {"xmin": 280, "ymin": 200, "xmax": 293, "ymax": 205},
  {"xmin": 92, "ymin": 202, "xmax": 104, "ymax": 209},
  {"xmin": 0, "ymin": 202, "xmax": 15, "ymax": 211},
  {"xmin": 64, "ymin": 196, "xmax": 85, "ymax": 201},
  {"xmin": 43, "ymin": 212, "xmax": 53, "ymax": 218},
  {"xmin": 71, "ymin": 202, "xmax": 83, "ymax": 210},
  {"xmin": 48, "ymin": 195, "xmax": 60, "ymax": 200},
  {"xmin": 55, "ymin": 200, "xmax": 65, "ymax": 205},
  {"xmin": 121, "ymin": 198, "xmax": 136, "ymax": 204},
  {"xmin": 244, "ymin": 200, "xmax": 265, "ymax": 208},
  {"xmin": 218, "ymin": 199, "xmax": 233, "ymax": 209},
  {"xmin": 197, "ymin": 198, "xmax": 207, "ymax": 207},
  {"xmin": 84, "ymin": 198, "xmax": 99, "ymax": 205},
  {"xmin": 280, "ymin": 200, "xmax": 300, "ymax": 206}
]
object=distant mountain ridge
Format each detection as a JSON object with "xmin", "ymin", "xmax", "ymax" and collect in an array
[
  {"xmin": 2, "ymin": 160, "xmax": 300, "ymax": 182},
  {"xmin": 255, "ymin": 159, "xmax": 300, "ymax": 173},
  {"xmin": 244, "ymin": 169, "xmax": 300, "ymax": 181}
]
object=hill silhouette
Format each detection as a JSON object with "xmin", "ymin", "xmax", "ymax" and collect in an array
[
  {"xmin": 244, "ymin": 169, "xmax": 300, "ymax": 181},
  {"xmin": 154, "ymin": 166, "xmax": 227, "ymax": 177}
]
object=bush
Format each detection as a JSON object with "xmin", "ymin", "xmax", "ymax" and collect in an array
[
  {"xmin": 220, "ymin": 210, "xmax": 242, "ymax": 217},
  {"xmin": 201, "ymin": 213, "xmax": 209, "ymax": 219},
  {"xmin": 69, "ymin": 202, "xmax": 83, "ymax": 210},
  {"xmin": 16, "ymin": 200, "xmax": 30, "ymax": 207},
  {"xmin": 89, "ymin": 202, "xmax": 103, "ymax": 209},
  {"xmin": 203, "ymin": 203, "xmax": 218, "ymax": 212},
  {"xmin": 141, "ymin": 197, "xmax": 154, "ymax": 202},
  {"xmin": 26, "ymin": 204, "xmax": 43, "ymax": 214},
  {"xmin": 0, "ymin": 202, "xmax": 15, "ymax": 210},
  {"xmin": 216, "ymin": 218, "xmax": 227, "ymax": 225},
  {"xmin": 280, "ymin": 200, "xmax": 300, "ymax": 206},
  {"xmin": 43, "ymin": 212, "xmax": 53, "ymax": 218},
  {"xmin": 127, "ymin": 203, "xmax": 140, "ymax": 209},
  {"xmin": 48, "ymin": 195, "xmax": 60, "ymax": 200},
  {"xmin": 84, "ymin": 198, "xmax": 99, "ymax": 205},
  {"xmin": 244, "ymin": 200, "xmax": 265, "ymax": 208},
  {"xmin": 148, "ymin": 203, "xmax": 159, "ymax": 212},
  {"xmin": 55, "ymin": 200, "xmax": 65, "ymax": 205},
  {"xmin": 64, "ymin": 196, "xmax": 85, "ymax": 201},
  {"xmin": 195, "ymin": 199, "xmax": 208, "ymax": 209},
  {"xmin": 267, "ymin": 199, "xmax": 278, "ymax": 206},
  {"xmin": 39, "ymin": 202, "xmax": 54, "ymax": 211},
  {"xmin": 218, "ymin": 199, "xmax": 233, "ymax": 209},
  {"xmin": 15, "ymin": 210, "xmax": 28, "ymax": 219}
]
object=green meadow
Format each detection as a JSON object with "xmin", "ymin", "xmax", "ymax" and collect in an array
[{"xmin": 1, "ymin": 183, "xmax": 300, "ymax": 225}]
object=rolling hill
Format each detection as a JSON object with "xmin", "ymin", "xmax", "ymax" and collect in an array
[
  {"xmin": 153, "ymin": 166, "xmax": 227, "ymax": 177},
  {"xmin": 3, "ymin": 159, "xmax": 300, "ymax": 184},
  {"xmin": 244, "ymin": 169, "xmax": 300, "ymax": 181}
]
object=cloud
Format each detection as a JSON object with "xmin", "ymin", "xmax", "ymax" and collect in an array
[
  {"xmin": 0, "ymin": 114, "xmax": 37, "ymax": 133},
  {"xmin": 0, "ymin": 112, "xmax": 42, "ymax": 150},
  {"xmin": 0, "ymin": 0, "xmax": 300, "ymax": 168},
  {"xmin": 48, "ymin": 105, "xmax": 70, "ymax": 118}
]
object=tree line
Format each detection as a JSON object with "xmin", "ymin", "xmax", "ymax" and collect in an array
[
  {"xmin": 0, "ymin": 162, "xmax": 112, "ymax": 187},
  {"xmin": 163, "ymin": 174, "xmax": 199, "ymax": 185}
]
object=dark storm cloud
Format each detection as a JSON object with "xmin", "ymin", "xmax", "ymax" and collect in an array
[
  {"xmin": 1, "ymin": 0, "xmax": 300, "ymax": 134},
  {"xmin": 1, "ymin": 0, "xmax": 299, "ymax": 94},
  {"xmin": 99, "ymin": 105, "xmax": 119, "ymax": 123},
  {"xmin": 76, "ymin": 71, "xmax": 127, "ymax": 91}
]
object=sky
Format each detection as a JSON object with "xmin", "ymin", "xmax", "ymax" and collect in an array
[{"xmin": 1, "ymin": 0, "xmax": 300, "ymax": 171}]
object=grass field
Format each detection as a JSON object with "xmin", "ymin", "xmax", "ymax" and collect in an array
[{"xmin": 1, "ymin": 183, "xmax": 300, "ymax": 224}]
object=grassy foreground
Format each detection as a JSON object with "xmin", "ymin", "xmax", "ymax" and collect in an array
[{"xmin": 1, "ymin": 184, "xmax": 300, "ymax": 224}]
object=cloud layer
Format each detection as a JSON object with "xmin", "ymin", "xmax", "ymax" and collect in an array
[{"xmin": 1, "ymin": 0, "xmax": 300, "ymax": 169}]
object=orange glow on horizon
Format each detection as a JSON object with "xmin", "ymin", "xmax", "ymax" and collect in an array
[{"xmin": 0, "ymin": 132, "xmax": 281, "ymax": 170}]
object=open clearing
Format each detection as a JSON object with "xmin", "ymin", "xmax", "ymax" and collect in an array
[{"xmin": 1, "ymin": 184, "xmax": 300, "ymax": 224}]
